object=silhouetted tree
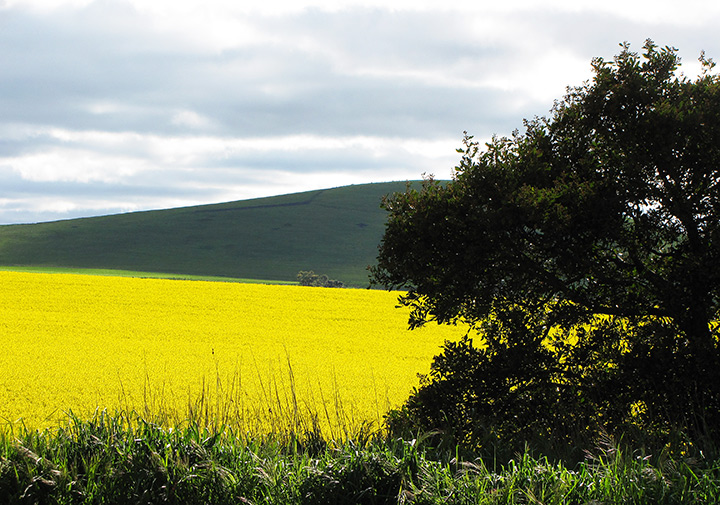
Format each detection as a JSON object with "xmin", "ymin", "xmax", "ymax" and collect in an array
[{"xmin": 372, "ymin": 41, "xmax": 720, "ymax": 456}]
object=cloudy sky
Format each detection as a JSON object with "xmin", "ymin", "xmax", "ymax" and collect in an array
[{"xmin": 1, "ymin": 0, "xmax": 719, "ymax": 224}]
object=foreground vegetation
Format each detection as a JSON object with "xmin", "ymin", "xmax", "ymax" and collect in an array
[{"xmin": 1, "ymin": 411, "xmax": 719, "ymax": 504}]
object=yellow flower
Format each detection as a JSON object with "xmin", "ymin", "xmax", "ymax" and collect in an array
[{"xmin": 0, "ymin": 271, "xmax": 464, "ymax": 436}]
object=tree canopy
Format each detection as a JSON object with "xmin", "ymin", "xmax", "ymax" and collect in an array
[
  {"xmin": 297, "ymin": 270, "xmax": 345, "ymax": 288},
  {"xmin": 371, "ymin": 41, "xmax": 720, "ymax": 456}
]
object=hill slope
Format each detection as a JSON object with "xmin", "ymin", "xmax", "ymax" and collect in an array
[{"xmin": 0, "ymin": 181, "xmax": 415, "ymax": 286}]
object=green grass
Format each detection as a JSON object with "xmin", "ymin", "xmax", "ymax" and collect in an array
[
  {"xmin": 0, "ymin": 265, "xmax": 295, "ymax": 284},
  {"xmin": 0, "ymin": 181, "xmax": 419, "ymax": 287},
  {"xmin": 2, "ymin": 411, "xmax": 719, "ymax": 504}
]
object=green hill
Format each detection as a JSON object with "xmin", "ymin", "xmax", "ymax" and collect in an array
[{"xmin": 0, "ymin": 181, "xmax": 416, "ymax": 286}]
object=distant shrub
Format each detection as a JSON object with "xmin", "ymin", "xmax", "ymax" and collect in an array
[{"xmin": 297, "ymin": 270, "xmax": 345, "ymax": 288}]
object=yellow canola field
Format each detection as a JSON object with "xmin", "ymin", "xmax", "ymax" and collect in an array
[{"xmin": 0, "ymin": 271, "xmax": 465, "ymax": 436}]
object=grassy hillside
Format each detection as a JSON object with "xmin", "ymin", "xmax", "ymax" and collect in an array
[{"xmin": 0, "ymin": 181, "xmax": 415, "ymax": 286}]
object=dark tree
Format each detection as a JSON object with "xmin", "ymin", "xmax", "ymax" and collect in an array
[
  {"xmin": 371, "ymin": 41, "xmax": 720, "ymax": 456},
  {"xmin": 297, "ymin": 270, "xmax": 345, "ymax": 288}
]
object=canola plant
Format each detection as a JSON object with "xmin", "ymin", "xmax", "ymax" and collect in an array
[{"xmin": 0, "ymin": 271, "xmax": 465, "ymax": 436}]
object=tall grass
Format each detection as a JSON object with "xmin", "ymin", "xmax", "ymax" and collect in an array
[
  {"xmin": 109, "ymin": 356, "xmax": 384, "ymax": 445},
  {"xmin": 2, "ymin": 410, "xmax": 720, "ymax": 504}
]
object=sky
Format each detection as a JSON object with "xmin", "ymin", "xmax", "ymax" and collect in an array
[{"xmin": 1, "ymin": 0, "xmax": 719, "ymax": 224}]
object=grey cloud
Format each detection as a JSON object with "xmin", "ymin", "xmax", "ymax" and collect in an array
[
  {"xmin": 0, "ymin": 4, "xmax": 541, "ymax": 139},
  {"xmin": 4, "ymin": 5, "xmax": 718, "ymax": 139},
  {"xmin": 1, "ymin": 2, "xmax": 719, "ymax": 224}
]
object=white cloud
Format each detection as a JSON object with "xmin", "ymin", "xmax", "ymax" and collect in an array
[
  {"xmin": 5, "ymin": 149, "xmax": 152, "ymax": 183},
  {"xmin": 170, "ymin": 110, "xmax": 215, "ymax": 129},
  {"xmin": 2, "ymin": 0, "xmax": 94, "ymax": 11},
  {"xmin": 2, "ymin": 126, "xmax": 460, "ymax": 175}
]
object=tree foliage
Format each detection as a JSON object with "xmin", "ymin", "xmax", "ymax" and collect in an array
[
  {"xmin": 297, "ymin": 270, "xmax": 345, "ymax": 288},
  {"xmin": 372, "ymin": 41, "xmax": 720, "ymax": 456}
]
